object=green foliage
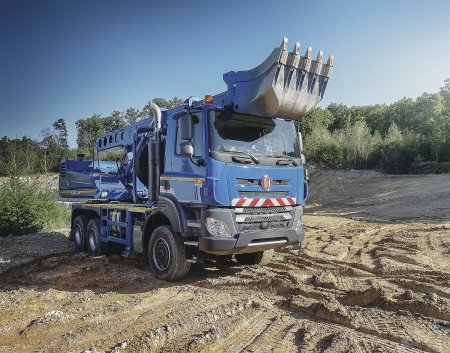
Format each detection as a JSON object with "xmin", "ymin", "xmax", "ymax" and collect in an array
[
  {"xmin": 0, "ymin": 176, "xmax": 69, "ymax": 235},
  {"xmin": 296, "ymin": 108, "xmax": 334, "ymax": 136},
  {"xmin": 302, "ymin": 79, "xmax": 450, "ymax": 174},
  {"xmin": 410, "ymin": 161, "xmax": 450, "ymax": 174},
  {"xmin": 75, "ymin": 114, "xmax": 105, "ymax": 149}
]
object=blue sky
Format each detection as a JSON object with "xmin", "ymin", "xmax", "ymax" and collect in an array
[{"xmin": 1, "ymin": 0, "xmax": 450, "ymax": 147}]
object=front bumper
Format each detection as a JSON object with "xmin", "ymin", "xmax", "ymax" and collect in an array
[
  {"xmin": 199, "ymin": 227, "xmax": 304, "ymax": 255},
  {"xmin": 199, "ymin": 206, "xmax": 305, "ymax": 255}
]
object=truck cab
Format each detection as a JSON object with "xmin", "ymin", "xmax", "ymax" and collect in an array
[{"xmin": 161, "ymin": 100, "xmax": 306, "ymax": 256}]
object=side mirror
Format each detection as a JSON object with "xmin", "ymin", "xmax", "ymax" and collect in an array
[
  {"xmin": 179, "ymin": 141, "xmax": 204, "ymax": 166},
  {"xmin": 179, "ymin": 141, "xmax": 194, "ymax": 156},
  {"xmin": 179, "ymin": 115, "xmax": 193, "ymax": 140},
  {"xmin": 298, "ymin": 132, "xmax": 304, "ymax": 152}
]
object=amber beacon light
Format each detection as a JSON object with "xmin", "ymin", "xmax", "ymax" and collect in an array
[{"xmin": 204, "ymin": 95, "xmax": 214, "ymax": 105}]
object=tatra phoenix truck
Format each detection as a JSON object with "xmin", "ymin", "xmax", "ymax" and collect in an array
[{"xmin": 59, "ymin": 38, "xmax": 333, "ymax": 281}]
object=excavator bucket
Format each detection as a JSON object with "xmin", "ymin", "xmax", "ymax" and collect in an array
[{"xmin": 223, "ymin": 38, "xmax": 334, "ymax": 120}]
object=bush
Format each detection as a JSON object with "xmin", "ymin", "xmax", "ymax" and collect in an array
[
  {"xmin": 0, "ymin": 176, "xmax": 69, "ymax": 236},
  {"xmin": 410, "ymin": 161, "xmax": 450, "ymax": 174}
]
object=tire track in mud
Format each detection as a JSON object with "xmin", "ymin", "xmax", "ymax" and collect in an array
[{"xmin": 1, "ymin": 213, "xmax": 450, "ymax": 352}]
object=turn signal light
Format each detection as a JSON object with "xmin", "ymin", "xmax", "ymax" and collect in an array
[{"xmin": 204, "ymin": 95, "xmax": 214, "ymax": 105}]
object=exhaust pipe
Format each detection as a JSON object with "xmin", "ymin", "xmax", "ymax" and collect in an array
[
  {"xmin": 147, "ymin": 102, "xmax": 163, "ymax": 203},
  {"xmin": 149, "ymin": 101, "xmax": 162, "ymax": 131}
]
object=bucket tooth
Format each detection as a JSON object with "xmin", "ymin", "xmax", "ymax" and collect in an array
[
  {"xmin": 281, "ymin": 37, "xmax": 288, "ymax": 50},
  {"xmin": 323, "ymin": 55, "xmax": 334, "ymax": 77},
  {"xmin": 305, "ymin": 47, "xmax": 312, "ymax": 59},
  {"xmin": 316, "ymin": 51, "xmax": 323, "ymax": 63},
  {"xmin": 313, "ymin": 50, "xmax": 324, "ymax": 75},
  {"xmin": 300, "ymin": 47, "xmax": 312, "ymax": 71},
  {"xmin": 327, "ymin": 55, "xmax": 334, "ymax": 66},
  {"xmin": 287, "ymin": 41, "xmax": 300, "ymax": 69}
]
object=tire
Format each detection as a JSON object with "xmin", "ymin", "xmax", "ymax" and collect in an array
[
  {"xmin": 235, "ymin": 249, "xmax": 274, "ymax": 266},
  {"xmin": 148, "ymin": 225, "xmax": 191, "ymax": 281},
  {"xmin": 86, "ymin": 218, "xmax": 108, "ymax": 256},
  {"xmin": 72, "ymin": 215, "xmax": 88, "ymax": 251}
]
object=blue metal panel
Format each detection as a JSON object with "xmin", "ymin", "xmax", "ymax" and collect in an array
[
  {"xmin": 223, "ymin": 163, "xmax": 299, "ymax": 203},
  {"xmin": 105, "ymin": 237, "xmax": 127, "ymax": 245},
  {"xmin": 125, "ymin": 211, "xmax": 133, "ymax": 251},
  {"xmin": 297, "ymin": 167, "xmax": 307, "ymax": 203},
  {"xmin": 205, "ymin": 157, "xmax": 229, "ymax": 206},
  {"xmin": 164, "ymin": 110, "xmax": 206, "ymax": 203}
]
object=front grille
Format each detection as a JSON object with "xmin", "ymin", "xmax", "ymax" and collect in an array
[
  {"xmin": 236, "ymin": 178, "xmax": 289, "ymax": 186},
  {"xmin": 240, "ymin": 206, "xmax": 289, "ymax": 214},
  {"xmin": 240, "ymin": 214, "xmax": 287, "ymax": 222},
  {"xmin": 234, "ymin": 205, "xmax": 294, "ymax": 233},
  {"xmin": 238, "ymin": 191, "xmax": 289, "ymax": 197},
  {"xmin": 240, "ymin": 220, "xmax": 289, "ymax": 233}
]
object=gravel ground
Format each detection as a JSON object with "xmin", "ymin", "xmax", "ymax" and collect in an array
[{"xmin": 0, "ymin": 170, "xmax": 449, "ymax": 353}]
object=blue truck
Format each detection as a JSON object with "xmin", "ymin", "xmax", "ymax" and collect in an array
[{"xmin": 59, "ymin": 38, "xmax": 333, "ymax": 281}]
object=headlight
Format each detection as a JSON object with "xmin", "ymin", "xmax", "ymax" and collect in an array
[{"xmin": 206, "ymin": 217, "xmax": 232, "ymax": 237}]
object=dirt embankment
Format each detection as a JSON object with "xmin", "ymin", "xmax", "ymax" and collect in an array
[
  {"xmin": 0, "ymin": 170, "xmax": 449, "ymax": 353},
  {"xmin": 307, "ymin": 169, "xmax": 450, "ymax": 222}
]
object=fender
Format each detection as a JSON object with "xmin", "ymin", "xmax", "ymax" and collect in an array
[{"xmin": 142, "ymin": 193, "xmax": 195, "ymax": 238}]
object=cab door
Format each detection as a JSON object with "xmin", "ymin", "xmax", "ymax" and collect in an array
[{"xmin": 162, "ymin": 111, "xmax": 206, "ymax": 203}]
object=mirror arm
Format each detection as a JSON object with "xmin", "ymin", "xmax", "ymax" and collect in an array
[{"xmin": 190, "ymin": 155, "xmax": 205, "ymax": 166}]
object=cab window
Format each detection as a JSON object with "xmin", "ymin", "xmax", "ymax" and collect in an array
[{"xmin": 176, "ymin": 113, "xmax": 203, "ymax": 157}]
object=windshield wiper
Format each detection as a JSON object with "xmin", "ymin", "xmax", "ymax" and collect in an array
[
  {"xmin": 273, "ymin": 155, "xmax": 298, "ymax": 166},
  {"xmin": 219, "ymin": 148, "xmax": 260, "ymax": 164}
]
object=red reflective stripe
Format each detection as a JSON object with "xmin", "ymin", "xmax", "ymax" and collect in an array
[
  {"xmin": 262, "ymin": 198, "xmax": 274, "ymax": 207},
  {"xmin": 287, "ymin": 198, "xmax": 295, "ymax": 205},
  {"xmin": 276, "ymin": 198, "xmax": 284, "ymax": 206},
  {"xmin": 235, "ymin": 198, "xmax": 246, "ymax": 207},
  {"xmin": 249, "ymin": 198, "xmax": 260, "ymax": 207}
]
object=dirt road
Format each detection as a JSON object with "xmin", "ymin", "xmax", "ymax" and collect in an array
[{"xmin": 0, "ymin": 170, "xmax": 449, "ymax": 352}]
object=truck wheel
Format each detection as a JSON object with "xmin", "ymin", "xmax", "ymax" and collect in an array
[
  {"xmin": 235, "ymin": 249, "xmax": 274, "ymax": 266},
  {"xmin": 86, "ymin": 218, "xmax": 108, "ymax": 256},
  {"xmin": 148, "ymin": 225, "xmax": 191, "ymax": 281},
  {"xmin": 72, "ymin": 215, "xmax": 88, "ymax": 251}
]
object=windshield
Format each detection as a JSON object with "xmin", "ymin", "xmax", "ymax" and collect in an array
[{"xmin": 208, "ymin": 111, "xmax": 300, "ymax": 158}]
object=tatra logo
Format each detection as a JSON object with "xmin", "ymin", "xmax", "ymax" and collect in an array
[{"xmin": 260, "ymin": 175, "xmax": 273, "ymax": 191}]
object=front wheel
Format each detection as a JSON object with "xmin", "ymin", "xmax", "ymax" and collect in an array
[
  {"xmin": 235, "ymin": 249, "xmax": 274, "ymax": 266},
  {"xmin": 148, "ymin": 226, "xmax": 191, "ymax": 281}
]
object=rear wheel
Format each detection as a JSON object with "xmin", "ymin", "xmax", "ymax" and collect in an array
[
  {"xmin": 72, "ymin": 215, "xmax": 88, "ymax": 251},
  {"xmin": 148, "ymin": 225, "xmax": 191, "ymax": 281},
  {"xmin": 235, "ymin": 249, "xmax": 274, "ymax": 266},
  {"xmin": 86, "ymin": 218, "xmax": 108, "ymax": 256}
]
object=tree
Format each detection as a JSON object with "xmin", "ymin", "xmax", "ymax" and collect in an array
[
  {"xmin": 75, "ymin": 114, "xmax": 105, "ymax": 149},
  {"xmin": 344, "ymin": 121, "xmax": 373, "ymax": 168},
  {"xmin": 52, "ymin": 118, "xmax": 69, "ymax": 149},
  {"xmin": 124, "ymin": 108, "xmax": 141, "ymax": 125},
  {"xmin": 104, "ymin": 110, "xmax": 125, "ymax": 132},
  {"xmin": 140, "ymin": 97, "xmax": 184, "ymax": 118},
  {"xmin": 440, "ymin": 78, "xmax": 450, "ymax": 115},
  {"xmin": 297, "ymin": 107, "xmax": 334, "ymax": 136}
]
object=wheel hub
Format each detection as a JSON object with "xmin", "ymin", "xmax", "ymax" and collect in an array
[{"xmin": 153, "ymin": 238, "xmax": 170, "ymax": 271}]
